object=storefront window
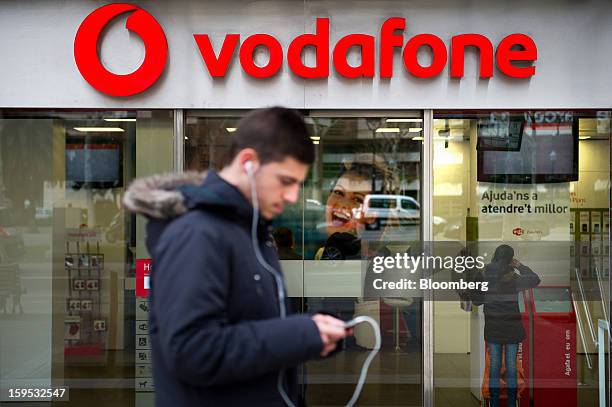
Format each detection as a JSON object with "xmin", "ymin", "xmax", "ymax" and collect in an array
[
  {"xmin": 0, "ymin": 110, "xmax": 173, "ymax": 407},
  {"xmin": 7, "ymin": 108, "xmax": 602, "ymax": 405},
  {"xmin": 432, "ymin": 110, "xmax": 611, "ymax": 407},
  {"xmin": 184, "ymin": 111, "xmax": 424, "ymax": 406}
]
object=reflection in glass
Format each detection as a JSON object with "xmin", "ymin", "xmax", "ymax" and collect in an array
[
  {"xmin": 183, "ymin": 112, "xmax": 424, "ymax": 406},
  {"xmin": 303, "ymin": 116, "xmax": 423, "ymax": 406},
  {"xmin": 433, "ymin": 110, "xmax": 611, "ymax": 407},
  {"xmin": 0, "ymin": 110, "xmax": 173, "ymax": 407}
]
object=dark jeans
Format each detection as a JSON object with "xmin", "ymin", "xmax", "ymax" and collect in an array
[
  {"xmin": 400, "ymin": 299, "xmax": 421, "ymax": 345},
  {"xmin": 488, "ymin": 342, "xmax": 518, "ymax": 407}
]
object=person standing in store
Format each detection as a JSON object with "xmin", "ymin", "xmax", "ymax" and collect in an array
[
  {"xmin": 124, "ymin": 107, "xmax": 350, "ymax": 407},
  {"xmin": 473, "ymin": 244, "xmax": 540, "ymax": 407}
]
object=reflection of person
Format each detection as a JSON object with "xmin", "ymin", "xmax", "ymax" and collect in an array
[
  {"xmin": 273, "ymin": 227, "xmax": 301, "ymax": 260},
  {"xmin": 316, "ymin": 162, "xmax": 385, "ymax": 260},
  {"xmin": 312, "ymin": 158, "xmax": 422, "ymax": 346},
  {"xmin": 473, "ymin": 245, "xmax": 540, "ymax": 407},
  {"xmin": 310, "ymin": 162, "xmax": 386, "ymax": 346},
  {"xmin": 126, "ymin": 108, "xmax": 350, "ymax": 407},
  {"xmin": 324, "ymin": 165, "xmax": 372, "ymax": 238}
]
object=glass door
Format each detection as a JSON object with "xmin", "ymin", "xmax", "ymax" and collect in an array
[
  {"xmin": 183, "ymin": 110, "xmax": 425, "ymax": 406},
  {"xmin": 301, "ymin": 112, "xmax": 424, "ymax": 406},
  {"xmin": 431, "ymin": 110, "xmax": 611, "ymax": 407}
]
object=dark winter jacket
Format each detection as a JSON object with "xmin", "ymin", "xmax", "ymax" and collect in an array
[
  {"xmin": 124, "ymin": 170, "xmax": 323, "ymax": 407},
  {"xmin": 473, "ymin": 262, "xmax": 540, "ymax": 344}
]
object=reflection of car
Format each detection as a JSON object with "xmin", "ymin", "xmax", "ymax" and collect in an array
[
  {"xmin": 35, "ymin": 207, "xmax": 52, "ymax": 220},
  {"xmin": 363, "ymin": 195, "xmax": 420, "ymax": 230},
  {"xmin": 363, "ymin": 194, "xmax": 447, "ymax": 232}
]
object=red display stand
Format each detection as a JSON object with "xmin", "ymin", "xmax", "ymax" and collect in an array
[{"xmin": 530, "ymin": 286, "xmax": 577, "ymax": 407}]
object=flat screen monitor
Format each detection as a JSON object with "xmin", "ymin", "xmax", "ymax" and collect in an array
[
  {"xmin": 66, "ymin": 141, "xmax": 123, "ymax": 189},
  {"xmin": 477, "ymin": 115, "xmax": 578, "ymax": 184},
  {"xmin": 477, "ymin": 116, "xmax": 524, "ymax": 151}
]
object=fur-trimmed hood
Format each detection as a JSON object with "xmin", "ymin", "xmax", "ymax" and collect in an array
[
  {"xmin": 124, "ymin": 170, "xmax": 270, "ymax": 252},
  {"xmin": 123, "ymin": 171, "xmax": 208, "ymax": 219},
  {"xmin": 123, "ymin": 170, "xmax": 263, "ymax": 228}
]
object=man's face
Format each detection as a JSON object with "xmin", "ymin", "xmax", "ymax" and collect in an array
[{"xmin": 255, "ymin": 157, "xmax": 309, "ymax": 219}]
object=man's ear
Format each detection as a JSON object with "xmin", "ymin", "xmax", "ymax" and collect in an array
[{"xmin": 237, "ymin": 148, "xmax": 260, "ymax": 173}]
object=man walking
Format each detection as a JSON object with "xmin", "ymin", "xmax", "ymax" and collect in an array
[{"xmin": 125, "ymin": 107, "xmax": 349, "ymax": 406}]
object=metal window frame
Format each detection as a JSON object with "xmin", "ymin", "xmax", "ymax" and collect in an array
[
  {"xmin": 422, "ymin": 109, "xmax": 434, "ymax": 407},
  {"xmin": 174, "ymin": 109, "xmax": 184, "ymax": 171}
]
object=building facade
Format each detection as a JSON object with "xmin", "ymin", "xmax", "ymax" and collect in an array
[{"xmin": 0, "ymin": 1, "xmax": 610, "ymax": 406}]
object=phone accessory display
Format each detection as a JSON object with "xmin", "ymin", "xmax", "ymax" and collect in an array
[
  {"xmin": 64, "ymin": 241, "xmax": 105, "ymax": 355},
  {"xmin": 571, "ymin": 209, "xmax": 608, "ymax": 280}
]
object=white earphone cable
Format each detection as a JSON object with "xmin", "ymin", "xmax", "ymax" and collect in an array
[{"xmin": 245, "ymin": 163, "xmax": 380, "ymax": 407}]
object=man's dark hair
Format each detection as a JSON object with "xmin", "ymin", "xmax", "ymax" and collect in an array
[{"xmin": 227, "ymin": 107, "xmax": 314, "ymax": 165}]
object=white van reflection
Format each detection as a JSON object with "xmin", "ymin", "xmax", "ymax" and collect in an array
[{"xmin": 362, "ymin": 194, "xmax": 446, "ymax": 232}]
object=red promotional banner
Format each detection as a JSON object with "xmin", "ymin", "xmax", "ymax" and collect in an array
[{"xmin": 136, "ymin": 259, "xmax": 152, "ymax": 298}]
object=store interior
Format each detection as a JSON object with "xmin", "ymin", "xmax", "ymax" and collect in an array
[{"xmin": 0, "ymin": 110, "xmax": 609, "ymax": 406}]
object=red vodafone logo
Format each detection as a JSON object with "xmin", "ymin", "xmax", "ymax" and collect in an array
[
  {"xmin": 513, "ymin": 227, "xmax": 524, "ymax": 237},
  {"xmin": 74, "ymin": 4, "xmax": 168, "ymax": 97}
]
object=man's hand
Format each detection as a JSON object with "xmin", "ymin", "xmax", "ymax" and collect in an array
[
  {"xmin": 311, "ymin": 314, "xmax": 351, "ymax": 357},
  {"xmin": 511, "ymin": 258, "xmax": 522, "ymax": 268}
]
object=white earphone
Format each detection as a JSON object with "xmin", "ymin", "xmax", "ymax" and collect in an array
[{"xmin": 244, "ymin": 160, "xmax": 254, "ymax": 174}]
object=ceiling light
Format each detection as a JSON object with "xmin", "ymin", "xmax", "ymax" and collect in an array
[
  {"xmin": 103, "ymin": 118, "xmax": 136, "ymax": 122},
  {"xmin": 312, "ymin": 140, "xmax": 320, "ymax": 145},
  {"xmin": 579, "ymin": 136, "xmax": 591, "ymax": 140},
  {"xmin": 375, "ymin": 128, "xmax": 400, "ymax": 133},
  {"xmin": 310, "ymin": 136, "xmax": 321, "ymax": 141},
  {"xmin": 409, "ymin": 127, "xmax": 423, "ymax": 133},
  {"xmin": 386, "ymin": 118, "xmax": 422, "ymax": 123},
  {"xmin": 226, "ymin": 127, "xmax": 237, "ymax": 132},
  {"xmin": 184, "ymin": 136, "xmax": 189, "ymax": 140},
  {"xmin": 74, "ymin": 127, "xmax": 125, "ymax": 132},
  {"xmin": 412, "ymin": 136, "xmax": 424, "ymax": 141}
]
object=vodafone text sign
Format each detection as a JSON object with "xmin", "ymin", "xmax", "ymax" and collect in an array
[
  {"xmin": 196, "ymin": 18, "xmax": 537, "ymax": 80},
  {"xmin": 74, "ymin": 4, "xmax": 537, "ymax": 97}
]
